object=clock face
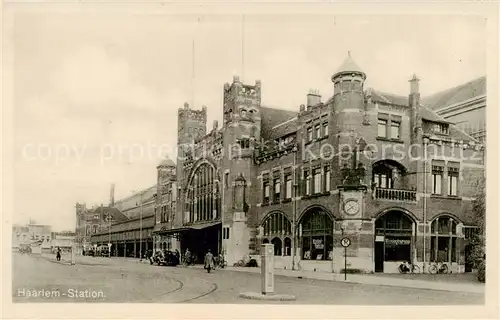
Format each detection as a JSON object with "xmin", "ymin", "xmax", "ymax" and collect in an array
[{"xmin": 343, "ymin": 199, "xmax": 360, "ymax": 215}]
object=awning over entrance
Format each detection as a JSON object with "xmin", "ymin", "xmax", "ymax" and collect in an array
[
  {"xmin": 154, "ymin": 221, "xmax": 221, "ymax": 234},
  {"xmin": 188, "ymin": 221, "xmax": 221, "ymax": 230},
  {"xmin": 155, "ymin": 227, "xmax": 189, "ymax": 234}
]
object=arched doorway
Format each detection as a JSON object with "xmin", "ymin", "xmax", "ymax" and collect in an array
[
  {"xmin": 374, "ymin": 210, "xmax": 415, "ymax": 272},
  {"xmin": 299, "ymin": 208, "xmax": 334, "ymax": 261}
]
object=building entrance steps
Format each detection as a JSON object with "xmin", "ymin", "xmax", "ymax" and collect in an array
[{"xmin": 203, "ymin": 265, "xmax": 484, "ymax": 294}]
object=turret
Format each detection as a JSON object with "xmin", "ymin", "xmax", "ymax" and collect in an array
[{"xmin": 332, "ymin": 51, "xmax": 366, "ymax": 97}]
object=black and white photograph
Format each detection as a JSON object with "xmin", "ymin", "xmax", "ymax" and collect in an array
[{"xmin": 2, "ymin": 2, "xmax": 498, "ymax": 319}]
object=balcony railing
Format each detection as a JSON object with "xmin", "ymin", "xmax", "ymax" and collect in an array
[{"xmin": 374, "ymin": 187, "xmax": 417, "ymax": 203}]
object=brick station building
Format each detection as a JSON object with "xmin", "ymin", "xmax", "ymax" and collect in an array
[
  {"xmin": 154, "ymin": 53, "xmax": 485, "ymax": 273},
  {"xmin": 78, "ymin": 53, "xmax": 485, "ymax": 273}
]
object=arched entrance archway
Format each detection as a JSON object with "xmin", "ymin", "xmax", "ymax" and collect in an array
[
  {"xmin": 374, "ymin": 210, "xmax": 415, "ymax": 272},
  {"xmin": 298, "ymin": 207, "xmax": 334, "ymax": 261}
]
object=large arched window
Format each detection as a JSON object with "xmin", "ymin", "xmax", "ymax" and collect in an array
[
  {"xmin": 372, "ymin": 160, "xmax": 407, "ymax": 189},
  {"xmin": 260, "ymin": 212, "xmax": 292, "ymax": 256},
  {"xmin": 186, "ymin": 163, "xmax": 220, "ymax": 223},
  {"xmin": 430, "ymin": 215, "xmax": 459, "ymax": 263},
  {"xmin": 375, "ymin": 210, "xmax": 414, "ymax": 263},
  {"xmin": 262, "ymin": 212, "xmax": 292, "ymax": 237},
  {"xmin": 299, "ymin": 208, "xmax": 334, "ymax": 261}
]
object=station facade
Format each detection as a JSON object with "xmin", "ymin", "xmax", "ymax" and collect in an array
[
  {"xmin": 78, "ymin": 54, "xmax": 485, "ymax": 273},
  {"xmin": 158, "ymin": 54, "xmax": 485, "ymax": 273}
]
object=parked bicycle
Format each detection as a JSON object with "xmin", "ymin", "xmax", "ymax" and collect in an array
[
  {"xmin": 428, "ymin": 261, "xmax": 449, "ymax": 274},
  {"xmin": 182, "ymin": 254, "xmax": 196, "ymax": 266},
  {"xmin": 215, "ymin": 254, "xmax": 227, "ymax": 269},
  {"xmin": 398, "ymin": 261, "xmax": 420, "ymax": 274}
]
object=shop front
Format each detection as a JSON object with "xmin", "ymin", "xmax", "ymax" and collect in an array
[
  {"xmin": 297, "ymin": 207, "xmax": 335, "ymax": 272},
  {"xmin": 374, "ymin": 210, "xmax": 415, "ymax": 273}
]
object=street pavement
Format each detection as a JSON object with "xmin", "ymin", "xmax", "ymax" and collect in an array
[{"xmin": 12, "ymin": 252, "xmax": 485, "ymax": 304}]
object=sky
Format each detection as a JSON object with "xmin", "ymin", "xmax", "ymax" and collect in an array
[{"xmin": 8, "ymin": 13, "xmax": 486, "ymax": 230}]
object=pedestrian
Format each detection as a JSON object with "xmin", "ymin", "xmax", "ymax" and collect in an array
[
  {"xmin": 56, "ymin": 247, "xmax": 61, "ymax": 261},
  {"xmin": 204, "ymin": 249, "xmax": 215, "ymax": 273},
  {"xmin": 184, "ymin": 248, "xmax": 192, "ymax": 266}
]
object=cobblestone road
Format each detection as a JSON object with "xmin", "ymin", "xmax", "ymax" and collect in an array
[{"xmin": 12, "ymin": 253, "xmax": 484, "ymax": 305}]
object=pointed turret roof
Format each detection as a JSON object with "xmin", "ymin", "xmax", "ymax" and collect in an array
[
  {"xmin": 157, "ymin": 156, "xmax": 175, "ymax": 168},
  {"xmin": 334, "ymin": 51, "xmax": 365, "ymax": 76}
]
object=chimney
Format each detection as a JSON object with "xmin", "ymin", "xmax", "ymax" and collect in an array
[
  {"xmin": 307, "ymin": 89, "xmax": 321, "ymax": 107},
  {"xmin": 109, "ymin": 183, "xmax": 115, "ymax": 207}
]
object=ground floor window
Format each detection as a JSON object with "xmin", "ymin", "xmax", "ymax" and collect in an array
[
  {"xmin": 284, "ymin": 237, "xmax": 291, "ymax": 256},
  {"xmin": 299, "ymin": 209, "xmax": 334, "ymax": 261},
  {"xmin": 375, "ymin": 210, "xmax": 414, "ymax": 265},
  {"xmin": 430, "ymin": 216, "xmax": 459, "ymax": 263},
  {"xmin": 302, "ymin": 235, "xmax": 333, "ymax": 260},
  {"xmin": 384, "ymin": 236, "xmax": 411, "ymax": 261}
]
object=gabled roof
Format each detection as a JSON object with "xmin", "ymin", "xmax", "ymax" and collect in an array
[
  {"xmin": 260, "ymin": 106, "xmax": 298, "ymax": 140},
  {"xmin": 420, "ymin": 106, "xmax": 452, "ymax": 124},
  {"xmin": 88, "ymin": 206, "xmax": 129, "ymax": 222},
  {"xmin": 370, "ymin": 90, "xmax": 409, "ymax": 107},
  {"xmin": 268, "ymin": 117, "xmax": 298, "ymax": 140},
  {"xmin": 421, "ymin": 76, "xmax": 486, "ymax": 110}
]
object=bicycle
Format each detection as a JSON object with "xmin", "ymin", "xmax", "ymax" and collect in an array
[
  {"xmin": 398, "ymin": 261, "xmax": 420, "ymax": 274},
  {"xmin": 215, "ymin": 254, "xmax": 227, "ymax": 269},
  {"xmin": 428, "ymin": 261, "xmax": 449, "ymax": 274}
]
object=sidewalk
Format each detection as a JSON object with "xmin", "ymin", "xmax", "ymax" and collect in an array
[{"xmin": 211, "ymin": 266, "xmax": 485, "ymax": 294}]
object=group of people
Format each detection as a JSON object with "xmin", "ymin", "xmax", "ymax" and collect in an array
[{"xmin": 148, "ymin": 247, "xmax": 216, "ymax": 272}]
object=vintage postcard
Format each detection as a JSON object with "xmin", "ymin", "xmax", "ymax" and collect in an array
[{"xmin": 2, "ymin": 1, "xmax": 498, "ymax": 319}]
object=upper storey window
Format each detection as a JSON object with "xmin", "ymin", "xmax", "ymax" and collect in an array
[
  {"xmin": 433, "ymin": 123, "xmax": 449, "ymax": 135},
  {"xmin": 186, "ymin": 163, "xmax": 220, "ymax": 223},
  {"xmin": 390, "ymin": 121, "xmax": 401, "ymax": 139},
  {"xmin": 377, "ymin": 113, "xmax": 402, "ymax": 141},
  {"xmin": 307, "ymin": 127, "xmax": 313, "ymax": 142},
  {"xmin": 237, "ymin": 138, "xmax": 250, "ymax": 149},
  {"xmin": 378, "ymin": 119, "xmax": 388, "ymax": 137}
]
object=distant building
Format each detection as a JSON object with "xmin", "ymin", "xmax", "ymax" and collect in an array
[
  {"xmin": 12, "ymin": 223, "xmax": 52, "ymax": 250},
  {"xmin": 74, "ymin": 203, "xmax": 128, "ymax": 251},
  {"xmin": 422, "ymin": 76, "xmax": 486, "ymax": 143},
  {"xmin": 12, "ymin": 225, "xmax": 30, "ymax": 248},
  {"xmin": 51, "ymin": 231, "xmax": 76, "ymax": 252},
  {"xmin": 81, "ymin": 186, "xmax": 157, "ymax": 258}
]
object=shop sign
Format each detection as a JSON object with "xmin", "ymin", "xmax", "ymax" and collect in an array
[
  {"xmin": 375, "ymin": 235, "xmax": 384, "ymax": 242},
  {"xmin": 385, "ymin": 238, "xmax": 410, "ymax": 246},
  {"xmin": 313, "ymin": 239, "xmax": 324, "ymax": 249}
]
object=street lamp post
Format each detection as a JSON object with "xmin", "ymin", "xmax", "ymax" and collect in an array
[
  {"xmin": 108, "ymin": 217, "xmax": 112, "ymax": 258},
  {"xmin": 140, "ymin": 191, "xmax": 143, "ymax": 261},
  {"xmin": 422, "ymin": 137, "xmax": 429, "ymax": 273}
]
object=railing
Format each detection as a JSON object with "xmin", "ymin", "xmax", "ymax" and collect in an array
[{"xmin": 374, "ymin": 187, "xmax": 417, "ymax": 203}]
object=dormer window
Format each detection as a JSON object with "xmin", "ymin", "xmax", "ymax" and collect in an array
[
  {"xmin": 240, "ymin": 109, "xmax": 247, "ymax": 118},
  {"xmin": 434, "ymin": 123, "xmax": 449, "ymax": 135}
]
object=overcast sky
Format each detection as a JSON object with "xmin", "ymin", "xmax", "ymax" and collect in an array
[{"xmin": 9, "ymin": 13, "xmax": 486, "ymax": 230}]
